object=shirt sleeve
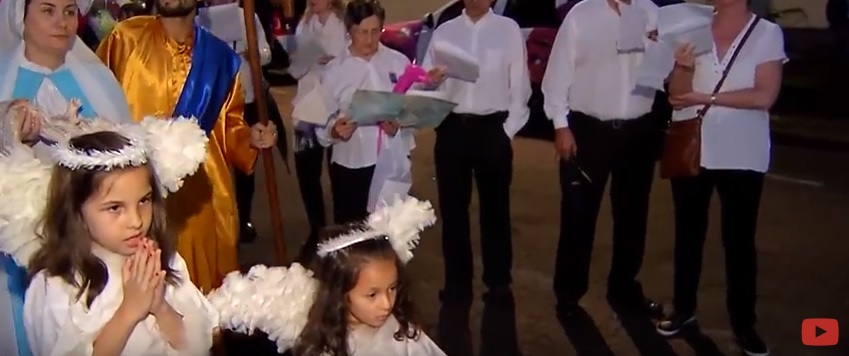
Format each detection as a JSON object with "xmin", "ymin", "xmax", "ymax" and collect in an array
[
  {"xmin": 255, "ymin": 14, "xmax": 272, "ymax": 66},
  {"xmin": 163, "ymin": 253, "xmax": 218, "ymax": 355},
  {"xmin": 541, "ymin": 13, "xmax": 578, "ymax": 129},
  {"xmin": 755, "ymin": 23, "xmax": 787, "ymax": 65},
  {"xmin": 504, "ymin": 23, "xmax": 532, "ymax": 139},
  {"xmin": 214, "ymin": 77, "xmax": 259, "ymax": 174},
  {"xmin": 24, "ymin": 272, "xmax": 101, "ymax": 356},
  {"xmin": 315, "ymin": 63, "xmax": 347, "ymax": 147}
]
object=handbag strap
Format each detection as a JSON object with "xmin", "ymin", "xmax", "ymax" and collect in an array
[{"xmin": 698, "ymin": 16, "xmax": 761, "ymax": 117}]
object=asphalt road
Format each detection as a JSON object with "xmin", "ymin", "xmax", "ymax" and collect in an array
[{"xmin": 231, "ymin": 88, "xmax": 849, "ymax": 355}]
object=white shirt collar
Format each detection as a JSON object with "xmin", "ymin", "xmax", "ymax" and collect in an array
[{"xmin": 461, "ymin": 8, "xmax": 494, "ymax": 27}]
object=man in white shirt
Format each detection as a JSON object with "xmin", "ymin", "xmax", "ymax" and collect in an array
[
  {"xmin": 423, "ymin": 0, "xmax": 531, "ymax": 302},
  {"xmin": 541, "ymin": 0, "xmax": 665, "ymax": 317}
]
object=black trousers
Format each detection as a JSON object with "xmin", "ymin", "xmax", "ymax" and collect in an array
[
  {"xmin": 435, "ymin": 112, "xmax": 513, "ymax": 288},
  {"xmin": 671, "ymin": 169, "xmax": 764, "ymax": 330},
  {"xmin": 233, "ymin": 89, "xmax": 288, "ymax": 227},
  {"xmin": 329, "ymin": 163, "xmax": 375, "ymax": 225},
  {"xmin": 553, "ymin": 111, "xmax": 661, "ymax": 302},
  {"xmin": 293, "ymin": 131, "xmax": 331, "ymax": 237}
]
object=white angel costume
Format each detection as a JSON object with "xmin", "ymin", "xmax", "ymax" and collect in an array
[
  {"xmin": 0, "ymin": 113, "xmax": 213, "ymax": 355},
  {"xmin": 209, "ymin": 197, "xmax": 447, "ymax": 356}
]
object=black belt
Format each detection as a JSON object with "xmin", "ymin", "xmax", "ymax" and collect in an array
[
  {"xmin": 450, "ymin": 111, "xmax": 509, "ymax": 124},
  {"xmin": 570, "ymin": 111, "xmax": 652, "ymax": 129}
]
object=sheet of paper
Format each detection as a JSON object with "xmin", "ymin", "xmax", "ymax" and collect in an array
[
  {"xmin": 617, "ymin": 2, "xmax": 649, "ymax": 53},
  {"xmin": 196, "ymin": 3, "xmax": 244, "ymax": 43},
  {"xmin": 656, "ymin": 3, "xmax": 714, "ymax": 55},
  {"xmin": 347, "ymin": 90, "xmax": 405, "ymax": 126},
  {"xmin": 396, "ymin": 90, "xmax": 457, "ymax": 129},
  {"xmin": 635, "ymin": 41, "xmax": 676, "ymax": 91},
  {"xmin": 287, "ymin": 35, "xmax": 328, "ymax": 78},
  {"xmin": 657, "ymin": 3, "xmax": 714, "ymax": 34},
  {"xmin": 292, "ymin": 84, "xmax": 332, "ymax": 126},
  {"xmin": 431, "ymin": 40, "xmax": 479, "ymax": 83}
]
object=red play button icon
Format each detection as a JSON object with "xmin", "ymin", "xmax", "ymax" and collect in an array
[{"xmin": 802, "ymin": 318, "xmax": 839, "ymax": 346}]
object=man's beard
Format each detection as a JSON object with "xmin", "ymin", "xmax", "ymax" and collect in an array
[{"xmin": 156, "ymin": 0, "xmax": 196, "ymax": 17}]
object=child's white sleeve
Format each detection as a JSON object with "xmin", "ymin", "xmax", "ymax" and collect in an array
[
  {"xmin": 163, "ymin": 253, "xmax": 219, "ymax": 355},
  {"xmin": 23, "ymin": 271, "xmax": 101, "ymax": 356},
  {"xmin": 414, "ymin": 331, "xmax": 448, "ymax": 356}
]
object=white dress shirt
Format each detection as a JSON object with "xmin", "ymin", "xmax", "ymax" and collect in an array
[
  {"xmin": 542, "ymin": 0, "xmax": 659, "ymax": 128},
  {"xmin": 422, "ymin": 9, "xmax": 531, "ymax": 138},
  {"xmin": 317, "ymin": 44, "xmax": 413, "ymax": 169},
  {"xmin": 198, "ymin": 7, "xmax": 271, "ymax": 104},
  {"xmin": 672, "ymin": 16, "xmax": 786, "ymax": 173},
  {"xmin": 292, "ymin": 13, "xmax": 349, "ymax": 121}
]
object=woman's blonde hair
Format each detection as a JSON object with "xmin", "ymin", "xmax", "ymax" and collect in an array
[{"xmin": 301, "ymin": 0, "xmax": 345, "ymax": 24}]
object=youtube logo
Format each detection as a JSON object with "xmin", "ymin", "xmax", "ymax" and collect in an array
[{"xmin": 802, "ymin": 318, "xmax": 839, "ymax": 346}]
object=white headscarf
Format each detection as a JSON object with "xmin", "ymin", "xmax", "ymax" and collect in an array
[{"xmin": 0, "ymin": 0, "xmax": 130, "ymax": 124}]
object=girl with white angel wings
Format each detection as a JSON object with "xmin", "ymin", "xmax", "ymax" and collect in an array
[
  {"xmin": 0, "ymin": 113, "xmax": 217, "ymax": 355},
  {"xmin": 209, "ymin": 196, "xmax": 448, "ymax": 356}
]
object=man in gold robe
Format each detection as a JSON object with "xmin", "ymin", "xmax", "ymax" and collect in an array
[{"xmin": 96, "ymin": 0, "xmax": 278, "ymax": 292}]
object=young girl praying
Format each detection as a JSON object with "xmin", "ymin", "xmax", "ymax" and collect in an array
[
  {"xmin": 209, "ymin": 197, "xmax": 446, "ymax": 356},
  {"xmin": 1, "ymin": 114, "xmax": 215, "ymax": 355}
]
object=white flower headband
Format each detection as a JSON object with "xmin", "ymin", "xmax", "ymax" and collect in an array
[
  {"xmin": 0, "ymin": 102, "xmax": 208, "ymax": 266},
  {"xmin": 207, "ymin": 196, "xmax": 437, "ymax": 353}
]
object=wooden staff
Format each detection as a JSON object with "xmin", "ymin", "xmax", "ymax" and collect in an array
[{"xmin": 241, "ymin": 0, "xmax": 291, "ymax": 264}]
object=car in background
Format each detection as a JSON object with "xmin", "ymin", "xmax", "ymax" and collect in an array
[{"xmin": 379, "ymin": 0, "xmax": 682, "ymax": 140}]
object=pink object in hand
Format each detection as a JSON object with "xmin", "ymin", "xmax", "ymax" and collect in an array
[{"xmin": 393, "ymin": 64, "xmax": 428, "ymax": 93}]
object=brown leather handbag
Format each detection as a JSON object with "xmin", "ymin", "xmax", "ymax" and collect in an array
[{"xmin": 659, "ymin": 17, "xmax": 760, "ymax": 179}]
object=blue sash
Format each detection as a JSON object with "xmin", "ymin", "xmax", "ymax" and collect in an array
[
  {"xmin": 172, "ymin": 26, "xmax": 242, "ymax": 134},
  {"xmin": 1, "ymin": 253, "xmax": 31, "ymax": 356},
  {"xmin": 11, "ymin": 67, "xmax": 97, "ymax": 119}
]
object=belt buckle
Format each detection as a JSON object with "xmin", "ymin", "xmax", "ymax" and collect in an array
[{"xmin": 611, "ymin": 119, "xmax": 623, "ymax": 129}]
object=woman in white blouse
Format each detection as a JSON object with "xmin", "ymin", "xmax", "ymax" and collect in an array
[
  {"xmin": 291, "ymin": 0, "xmax": 348, "ymax": 254},
  {"xmin": 656, "ymin": 1, "xmax": 785, "ymax": 355},
  {"xmin": 317, "ymin": 0, "xmax": 412, "ymax": 224}
]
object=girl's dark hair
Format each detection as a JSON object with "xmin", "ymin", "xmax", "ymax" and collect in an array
[
  {"xmin": 28, "ymin": 131, "xmax": 179, "ymax": 308},
  {"xmin": 293, "ymin": 224, "xmax": 420, "ymax": 356},
  {"xmin": 343, "ymin": 0, "xmax": 385, "ymax": 30}
]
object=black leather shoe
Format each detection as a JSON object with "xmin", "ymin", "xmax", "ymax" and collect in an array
[
  {"xmin": 239, "ymin": 223, "xmax": 257, "ymax": 244},
  {"xmin": 555, "ymin": 299, "xmax": 581, "ymax": 319},
  {"xmin": 656, "ymin": 312, "xmax": 697, "ymax": 336},
  {"xmin": 734, "ymin": 328, "xmax": 769, "ymax": 356},
  {"xmin": 607, "ymin": 294, "xmax": 665, "ymax": 317}
]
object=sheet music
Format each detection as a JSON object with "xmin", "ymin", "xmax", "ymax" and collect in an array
[
  {"xmin": 347, "ymin": 90, "xmax": 405, "ymax": 126},
  {"xmin": 656, "ymin": 3, "xmax": 715, "ymax": 55},
  {"xmin": 347, "ymin": 90, "xmax": 456, "ymax": 128},
  {"xmin": 431, "ymin": 40, "xmax": 479, "ymax": 83},
  {"xmin": 635, "ymin": 41, "xmax": 676, "ymax": 91},
  {"xmin": 292, "ymin": 84, "xmax": 332, "ymax": 126},
  {"xmin": 196, "ymin": 3, "xmax": 245, "ymax": 43},
  {"xmin": 287, "ymin": 35, "xmax": 328, "ymax": 79}
]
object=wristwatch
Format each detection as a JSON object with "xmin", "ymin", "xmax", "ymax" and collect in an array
[{"xmin": 710, "ymin": 94, "xmax": 717, "ymax": 105}]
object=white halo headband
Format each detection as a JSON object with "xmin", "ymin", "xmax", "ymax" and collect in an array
[
  {"xmin": 316, "ymin": 196, "xmax": 437, "ymax": 263},
  {"xmin": 207, "ymin": 196, "xmax": 437, "ymax": 353},
  {"xmin": 0, "ymin": 104, "xmax": 208, "ymax": 266}
]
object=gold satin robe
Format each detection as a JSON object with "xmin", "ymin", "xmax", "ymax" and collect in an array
[{"xmin": 96, "ymin": 16, "xmax": 258, "ymax": 292}]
